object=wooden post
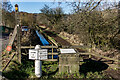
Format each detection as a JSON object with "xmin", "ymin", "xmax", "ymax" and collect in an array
[
  {"xmin": 118, "ymin": 1, "xmax": 120, "ymax": 30},
  {"xmin": 88, "ymin": 48, "xmax": 91, "ymax": 58},
  {"xmin": 52, "ymin": 44, "xmax": 53, "ymax": 60},
  {"xmin": 18, "ymin": 25, "xmax": 21, "ymax": 64},
  {"xmin": 15, "ymin": 4, "xmax": 21, "ymax": 64}
]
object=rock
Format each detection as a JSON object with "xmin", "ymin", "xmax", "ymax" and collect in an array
[{"xmin": 80, "ymin": 43, "xmax": 84, "ymax": 46}]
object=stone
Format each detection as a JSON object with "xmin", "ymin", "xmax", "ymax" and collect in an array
[{"xmin": 59, "ymin": 53, "xmax": 80, "ymax": 74}]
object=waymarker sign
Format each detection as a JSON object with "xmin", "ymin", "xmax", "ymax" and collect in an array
[{"xmin": 29, "ymin": 49, "xmax": 48, "ymax": 60}]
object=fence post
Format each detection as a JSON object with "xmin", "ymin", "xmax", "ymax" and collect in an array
[
  {"xmin": 15, "ymin": 4, "xmax": 21, "ymax": 64},
  {"xmin": 52, "ymin": 44, "xmax": 53, "ymax": 60}
]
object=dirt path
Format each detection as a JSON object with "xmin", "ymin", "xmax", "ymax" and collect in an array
[{"xmin": 43, "ymin": 30, "xmax": 71, "ymax": 46}]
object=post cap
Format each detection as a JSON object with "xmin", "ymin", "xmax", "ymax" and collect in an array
[
  {"xmin": 35, "ymin": 45, "xmax": 41, "ymax": 49},
  {"xmin": 15, "ymin": 4, "xmax": 18, "ymax": 12}
]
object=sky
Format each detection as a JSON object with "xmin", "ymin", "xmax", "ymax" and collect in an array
[
  {"xmin": 10, "ymin": 2, "xmax": 73, "ymax": 14},
  {"xmin": 9, "ymin": 0, "xmax": 119, "ymax": 14}
]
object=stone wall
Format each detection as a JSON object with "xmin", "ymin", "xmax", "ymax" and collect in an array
[{"xmin": 59, "ymin": 53, "xmax": 80, "ymax": 74}]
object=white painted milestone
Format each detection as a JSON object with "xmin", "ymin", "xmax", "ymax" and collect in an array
[
  {"xmin": 60, "ymin": 49, "xmax": 76, "ymax": 53},
  {"xmin": 29, "ymin": 45, "xmax": 48, "ymax": 78}
]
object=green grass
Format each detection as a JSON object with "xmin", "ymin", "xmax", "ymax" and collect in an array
[
  {"xmin": 2, "ymin": 55, "xmax": 35, "ymax": 79},
  {"xmin": 2, "ymin": 54, "xmax": 110, "ymax": 79},
  {"xmin": 2, "ymin": 55, "xmax": 58, "ymax": 79}
]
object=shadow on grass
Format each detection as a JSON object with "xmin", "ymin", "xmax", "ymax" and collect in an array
[
  {"xmin": 2, "ymin": 69, "xmax": 29, "ymax": 80},
  {"xmin": 42, "ymin": 61, "xmax": 58, "ymax": 77},
  {"xmin": 48, "ymin": 68, "xmax": 59, "ymax": 76},
  {"xmin": 2, "ymin": 55, "xmax": 34, "ymax": 80},
  {"xmin": 41, "ymin": 68, "xmax": 58, "ymax": 79},
  {"xmin": 80, "ymin": 59, "xmax": 109, "ymax": 77}
]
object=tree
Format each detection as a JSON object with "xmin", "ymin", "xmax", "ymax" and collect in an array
[
  {"xmin": 60, "ymin": 1, "xmax": 119, "ymax": 50},
  {"xmin": 40, "ymin": 2, "xmax": 119, "ymax": 50},
  {"xmin": 40, "ymin": 4, "xmax": 64, "ymax": 30},
  {"xmin": 66, "ymin": 0, "xmax": 102, "ymax": 13},
  {"xmin": 2, "ymin": 2, "xmax": 15, "ymax": 27}
]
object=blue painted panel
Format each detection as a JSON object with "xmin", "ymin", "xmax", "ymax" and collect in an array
[
  {"xmin": 36, "ymin": 30, "xmax": 50, "ymax": 46},
  {"xmin": 48, "ymin": 55, "xmax": 58, "ymax": 59}
]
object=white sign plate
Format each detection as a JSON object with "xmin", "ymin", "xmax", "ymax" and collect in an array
[
  {"xmin": 60, "ymin": 49, "xmax": 76, "ymax": 54},
  {"xmin": 29, "ymin": 49, "xmax": 48, "ymax": 60},
  {"xmin": 38, "ymin": 49, "xmax": 48, "ymax": 56},
  {"xmin": 38, "ymin": 49, "xmax": 48, "ymax": 60},
  {"xmin": 39, "ymin": 55, "xmax": 48, "ymax": 60},
  {"xmin": 29, "ymin": 49, "xmax": 38, "ymax": 60}
]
